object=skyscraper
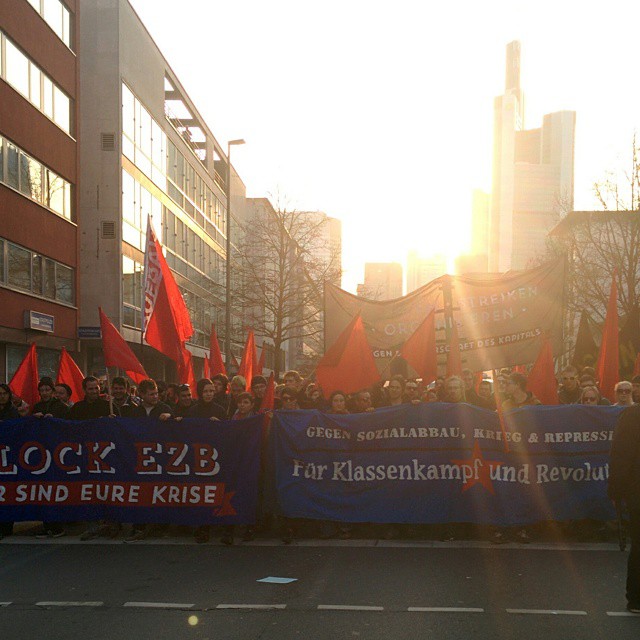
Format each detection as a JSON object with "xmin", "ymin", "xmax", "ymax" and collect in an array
[
  {"xmin": 489, "ymin": 41, "xmax": 575, "ymax": 272},
  {"xmin": 406, "ymin": 251, "xmax": 447, "ymax": 292}
]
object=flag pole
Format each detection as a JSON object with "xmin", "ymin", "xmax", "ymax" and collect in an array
[{"xmin": 105, "ymin": 366, "xmax": 114, "ymax": 416}]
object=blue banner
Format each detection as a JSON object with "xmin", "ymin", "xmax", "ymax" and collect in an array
[
  {"xmin": 271, "ymin": 404, "xmax": 621, "ymax": 525},
  {"xmin": 0, "ymin": 416, "xmax": 263, "ymax": 525}
]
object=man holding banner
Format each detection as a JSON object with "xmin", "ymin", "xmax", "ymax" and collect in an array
[{"xmin": 608, "ymin": 404, "xmax": 640, "ymax": 614}]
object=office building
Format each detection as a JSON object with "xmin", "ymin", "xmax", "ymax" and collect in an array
[
  {"xmin": 78, "ymin": 0, "xmax": 245, "ymax": 379},
  {"xmin": 0, "ymin": 0, "xmax": 79, "ymax": 381},
  {"xmin": 406, "ymin": 251, "xmax": 447, "ymax": 292},
  {"xmin": 359, "ymin": 262, "xmax": 403, "ymax": 300},
  {"xmin": 489, "ymin": 41, "xmax": 575, "ymax": 272}
]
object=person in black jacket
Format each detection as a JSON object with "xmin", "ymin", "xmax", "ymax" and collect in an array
[
  {"xmin": 122, "ymin": 379, "xmax": 173, "ymax": 420},
  {"xmin": 185, "ymin": 379, "xmax": 226, "ymax": 421},
  {"xmin": 67, "ymin": 377, "xmax": 117, "ymax": 420},
  {"xmin": 0, "ymin": 384, "xmax": 18, "ymax": 539},
  {"xmin": 608, "ymin": 404, "xmax": 640, "ymax": 614},
  {"xmin": 32, "ymin": 377, "xmax": 69, "ymax": 419}
]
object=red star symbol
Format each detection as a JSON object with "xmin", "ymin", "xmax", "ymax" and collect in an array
[{"xmin": 451, "ymin": 440, "xmax": 503, "ymax": 495}]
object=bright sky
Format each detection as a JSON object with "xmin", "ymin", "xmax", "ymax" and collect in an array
[{"xmin": 129, "ymin": 0, "xmax": 640, "ymax": 293}]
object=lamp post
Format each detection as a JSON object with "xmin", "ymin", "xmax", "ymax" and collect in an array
[{"xmin": 224, "ymin": 139, "xmax": 245, "ymax": 368}]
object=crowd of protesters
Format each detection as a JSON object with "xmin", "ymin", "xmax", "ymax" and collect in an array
[{"xmin": 0, "ymin": 361, "xmax": 637, "ymax": 545}]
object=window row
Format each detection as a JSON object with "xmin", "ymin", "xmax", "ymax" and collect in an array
[
  {"xmin": 122, "ymin": 170, "xmax": 163, "ymax": 251},
  {"xmin": 0, "ymin": 135, "xmax": 73, "ymax": 220},
  {"xmin": 121, "ymin": 84, "xmax": 226, "ymax": 243},
  {"xmin": 0, "ymin": 31, "xmax": 72, "ymax": 134},
  {"xmin": 26, "ymin": 0, "xmax": 72, "ymax": 49},
  {"xmin": 122, "ymin": 83, "xmax": 167, "ymax": 190},
  {"xmin": 0, "ymin": 237, "xmax": 75, "ymax": 304},
  {"xmin": 121, "ymin": 170, "xmax": 225, "ymax": 288},
  {"xmin": 167, "ymin": 138, "xmax": 227, "ymax": 233}
]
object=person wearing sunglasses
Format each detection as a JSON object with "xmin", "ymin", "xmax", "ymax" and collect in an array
[
  {"xmin": 558, "ymin": 366, "xmax": 581, "ymax": 404},
  {"xmin": 614, "ymin": 381, "xmax": 635, "ymax": 407},
  {"xmin": 279, "ymin": 391, "xmax": 299, "ymax": 410},
  {"xmin": 580, "ymin": 386, "xmax": 602, "ymax": 405}
]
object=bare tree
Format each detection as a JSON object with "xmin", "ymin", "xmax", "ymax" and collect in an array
[
  {"xmin": 233, "ymin": 197, "xmax": 341, "ymax": 378},
  {"xmin": 549, "ymin": 135, "xmax": 640, "ymax": 372}
]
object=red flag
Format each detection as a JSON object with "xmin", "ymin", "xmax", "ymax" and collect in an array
[
  {"xmin": 9, "ymin": 343, "xmax": 39, "ymax": 409},
  {"xmin": 400, "ymin": 310, "xmax": 437, "ymax": 383},
  {"xmin": 257, "ymin": 344, "xmax": 266, "ymax": 374},
  {"xmin": 527, "ymin": 338, "xmax": 559, "ymax": 405},
  {"xmin": 56, "ymin": 348, "xmax": 85, "ymax": 403},
  {"xmin": 203, "ymin": 356, "xmax": 211, "ymax": 379},
  {"xmin": 596, "ymin": 275, "xmax": 619, "ymax": 402},
  {"xmin": 143, "ymin": 216, "xmax": 193, "ymax": 362},
  {"xmin": 446, "ymin": 321, "xmax": 463, "ymax": 378},
  {"xmin": 316, "ymin": 315, "xmax": 379, "ymax": 397},
  {"xmin": 208, "ymin": 324, "xmax": 226, "ymax": 377},
  {"xmin": 260, "ymin": 372, "xmax": 275, "ymax": 412},
  {"xmin": 178, "ymin": 347, "xmax": 196, "ymax": 395},
  {"xmin": 99, "ymin": 307, "xmax": 148, "ymax": 384},
  {"xmin": 238, "ymin": 330, "xmax": 257, "ymax": 389}
]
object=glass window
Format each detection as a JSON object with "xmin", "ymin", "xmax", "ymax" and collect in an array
[
  {"xmin": 32, "ymin": 254, "xmax": 42, "ymax": 295},
  {"xmin": 62, "ymin": 6, "xmax": 71, "ymax": 48},
  {"xmin": 5, "ymin": 39, "xmax": 30, "ymax": 98},
  {"xmin": 123, "ymin": 256, "xmax": 136, "ymax": 305},
  {"xmin": 122, "ymin": 170, "xmax": 135, "ymax": 224},
  {"xmin": 7, "ymin": 243, "xmax": 31, "ymax": 291},
  {"xmin": 47, "ymin": 170, "xmax": 65, "ymax": 215},
  {"xmin": 22, "ymin": 154, "xmax": 42, "ymax": 201},
  {"xmin": 43, "ymin": 76, "xmax": 54, "ymax": 119},
  {"xmin": 29, "ymin": 63, "xmax": 41, "ymax": 109},
  {"xmin": 28, "ymin": 0, "xmax": 41, "ymax": 11},
  {"xmin": 6, "ymin": 143, "xmax": 19, "ymax": 190},
  {"xmin": 63, "ymin": 181, "xmax": 71, "ymax": 219},
  {"xmin": 53, "ymin": 86, "xmax": 70, "ymax": 133},
  {"xmin": 123, "ymin": 222, "xmax": 140, "ymax": 249},
  {"xmin": 139, "ymin": 107, "xmax": 151, "ymax": 157},
  {"xmin": 43, "ymin": 258, "xmax": 56, "ymax": 298},
  {"xmin": 122, "ymin": 84, "xmax": 135, "ymax": 141},
  {"xmin": 43, "ymin": 0, "xmax": 64, "ymax": 41},
  {"xmin": 55, "ymin": 263, "xmax": 73, "ymax": 303}
]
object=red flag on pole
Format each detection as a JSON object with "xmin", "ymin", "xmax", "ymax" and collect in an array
[
  {"xmin": 596, "ymin": 274, "xmax": 619, "ymax": 402},
  {"xmin": 238, "ymin": 330, "xmax": 257, "ymax": 389},
  {"xmin": 208, "ymin": 324, "xmax": 226, "ymax": 377},
  {"xmin": 260, "ymin": 372, "xmax": 275, "ymax": 412},
  {"xmin": 316, "ymin": 315, "xmax": 380, "ymax": 397},
  {"xmin": 99, "ymin": 307, "xmax": 148, "ymax": 384},
  {"xmin": 178, "ymin": 346, "xmax": 196, "ymax": 395},
  {"xmin": 527, "ymin": 337, "xmax": 559, "ymax": 405},
  {"xmin": 446, "ymin": 321, "xmax": 463, "ymax": 378},
  {"xmin": 143, "ymin": 216, "xmax": 193, "ymax": 362},
  {"xmin": 9, "ymin": 343, "xmax": 39, "ymax": 409},
  {"xmin": 400, "ymin": 310, "xmax": 437, "ymax": 383},
  {"xmin": 56, "ymin": 348, "xmax": 85, "ymax": 403},
  {"xmin": 203, "ymin": 356, "xmax": 211, "ymax": 379}
]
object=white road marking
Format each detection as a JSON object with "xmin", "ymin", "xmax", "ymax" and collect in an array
[
  {"xmin": 0, "ymin": 602, "xmax": 12, "ymax": 607},
  {"xmin": 36, "ymin": 601, "xmax": 103, "ymax": 607},
  {"xmin": 506, "ymin": 609, "xmax": 587, "ymax": 616},
  {"xmin": 318, "ymin": 605, "xmax": 384, "ymax": 611},
  {"xmin": 123, "ymin": 602, "xmax": 194, "ymax": 609},
  {"xmin": 408, "ymin": 607, "xmax": 484, "ymax": 613},
  {"xmin": 606, "ymin": 611, "xmax": 640, "ymax": 617},
  {"xmin": 216, "ymin": 604, "xmax": 287, "ymax": 610}
]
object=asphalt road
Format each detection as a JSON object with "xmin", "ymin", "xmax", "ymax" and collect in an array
[{"xmin": 1, "ymin": 536, "xmax": 639, "ymax": 639}]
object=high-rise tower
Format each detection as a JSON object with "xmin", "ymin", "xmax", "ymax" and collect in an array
[{"xmin": 489, "ymin": 41, "xmax": 575, "ymax": 272}]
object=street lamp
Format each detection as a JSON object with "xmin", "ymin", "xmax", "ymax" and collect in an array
[{"xmin": 224, "ymin": 138, "xmax": 245, "ymax": 368}]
